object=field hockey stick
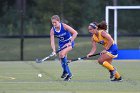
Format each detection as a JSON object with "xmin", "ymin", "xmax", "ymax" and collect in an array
[
  {"xmin": 36, "ymin": 46, "xmax": 67, "ymax": 63},
  {"xmin": 68, "ymin": 53, "xmax": 100, "ymax": 63}
]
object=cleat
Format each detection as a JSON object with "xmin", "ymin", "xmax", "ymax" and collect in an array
[
  {"xmin": 61, "ymin": 73, "xmax": 68, "ymax": 78},
  {"xmin": 111, "ymin": 77, "xmax": 123, "ymax": 82},
  {"xmin": 64, "ymin": 75, "xmax": 72, "ymax": 81},
  {"xmin": 109, "ymin": 68, "xmax": 116, "ymax": 79}
]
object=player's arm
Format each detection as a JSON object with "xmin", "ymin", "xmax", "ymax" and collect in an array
[
  {"xmin": 101, "ymin": 31, "xmax": 113, "ymax": 50},
  {"xmin": 50, "ymin": 28, "xmax": 56, "ymax": 52},
  {"xmin": 87, "ymin": 38, "xmax": 97, "ymax": 57},
  {"xmin": 63, "ymin": 23, "xmax": 78, "ymax": 42}
]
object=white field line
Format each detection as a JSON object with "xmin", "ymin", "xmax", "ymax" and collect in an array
[
  {"xmin": 0, "ymin": 76, "xmax": 16, "ymax": 80},
  {"xmin": 2, "ymin": 73, "xmax": 36, "ymax": 74},
  {"xmin": 0, "ymin": 81, "xmax": 60, "ymax": 84}
]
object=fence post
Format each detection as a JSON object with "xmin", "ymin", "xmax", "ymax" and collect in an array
[{"xmin": 19, "ymin": 0, "xmax": 26, "ymax": 61}]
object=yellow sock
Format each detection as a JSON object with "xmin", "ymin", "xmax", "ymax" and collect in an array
[
  {"xmin": 115, "ymin": 71, "xmax": 121, "ymax": 79},
  {"xmin": 102, "ymin": 61, "xmax": 114, "ymax": 71}
]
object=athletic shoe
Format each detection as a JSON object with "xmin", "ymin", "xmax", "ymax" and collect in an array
[
  {"xmin": 61, "ymin": 73, "xmax": 68, "ymax": 78},
  {"xmin": 111, "ymin": 76, "xmax": 123, "ymax": 82},
  {"xmin": 109, "ymin": 68, "xmax": 116, "ymax": 79},
  {"xmin": 64, "ymin": 75, "xmax": 72, "ymax": 81}
]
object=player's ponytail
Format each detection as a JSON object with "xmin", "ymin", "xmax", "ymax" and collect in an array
[{"xmin": 97, "ymin": 21, "xmax": 107, "ymax": 30}]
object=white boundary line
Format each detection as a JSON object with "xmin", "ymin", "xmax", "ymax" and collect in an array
[
  {"xmin": 0, "ymin": 81, "xmax": 60, "ymax": 84},
  {"xmin": 0, "ymin": 76, "xmax": 16, "ymax": 80}
]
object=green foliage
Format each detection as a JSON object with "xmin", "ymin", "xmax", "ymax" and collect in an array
[{"xmin": 0, "ymin": 0, "xmax": 140, "ymax": 35}]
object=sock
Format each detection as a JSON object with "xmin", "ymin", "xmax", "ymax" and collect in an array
[
  {"xmin": 61, "ymin": 57, "xmax": 72, "ymax": 76},
  {"xmin": 102, "ymin": 61, "xmax": 114, "ymax": 71},
  {"xmin": 115, "ymin": 71, "xmax": 121, "ymax": 79},
  {"xmin": 61, "ymin": 57, "xmax": 67, "ymax": 73},
  {"xmin": 66, "ymin": 65, "xmax": 72, "ymax": 76}
]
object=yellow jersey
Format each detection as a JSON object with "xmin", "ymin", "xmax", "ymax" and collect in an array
[{"xmin": 92, "ymin": 30, "xmax": 114, "ymax": 48}]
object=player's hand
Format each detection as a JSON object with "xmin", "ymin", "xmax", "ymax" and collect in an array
[
  {"xmin": 51, "ymin": 51, "xmax": 56, "ymax": 56},
  {"xmin": 87, "ymin": 53, "xmax": 93, "ymax": 58}
]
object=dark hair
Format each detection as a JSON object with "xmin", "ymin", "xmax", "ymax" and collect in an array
[{"xmin": 97, "ymin": 21, "xmax": 107, "ymax": 30}]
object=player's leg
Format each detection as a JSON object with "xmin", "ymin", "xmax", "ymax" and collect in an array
[
  {"xmin": 60, "ymin": 55, "xmax": 72, "ymax": 79},
  {"xmin": 107, "ymin": 59, "xmax": 122, "ymax": 81},
  {"xmin": 59, "ymin": 41, "xmax": 74, "ymax": 81},
  {"xmin": 98, "ymin": 53, "xmax": 115, "ymax": 71},
  {"xmin": 60, "ymin": 55, "xmax": 69, "ymax": 78},
  {"xmin": 60, "ymin": 46, "xmax": 72, "ymax": 81},
  {"xmin": 98, "ymin": 54, "xmax": 116, "ymax": 79},
  {"xmin": 106, "ymin": 53, "xmax": 122, "ymax": 81},
  {"xmin": 98, "ymin": 53, "xmax": 122, "ymax": 81},
  {"xmin": 106, "ymin": 59, "xmax": 116, "ymax": 79}
]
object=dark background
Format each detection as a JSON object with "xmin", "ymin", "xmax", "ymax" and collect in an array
[{"xmin": 0, "ymin": 0, "xmax": 140, "ymax": 36}]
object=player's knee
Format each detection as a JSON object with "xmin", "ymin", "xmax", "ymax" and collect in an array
[
  {"xmin": 98, "ymin": 58, "xmax": 104, "ymax": 65},
  {"xmin": 59, "ymin": 52, "xmax": 65, "ymax": 58}
]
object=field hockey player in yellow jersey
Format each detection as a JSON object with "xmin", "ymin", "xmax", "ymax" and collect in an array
[{"xmin": 87, "ymin": 21, "xmax": 122, "ymax": 81}]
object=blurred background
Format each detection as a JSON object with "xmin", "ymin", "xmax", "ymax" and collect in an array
[{"xmin": 0, "ymin": 0, "xmax": 140, "ymax": 61}]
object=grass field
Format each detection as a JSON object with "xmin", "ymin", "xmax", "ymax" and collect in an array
[{"xmin": 0, "ymin": 60, "xmax": 140, "ymax": 93}]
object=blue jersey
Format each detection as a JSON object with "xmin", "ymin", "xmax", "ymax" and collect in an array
[{"xmin": 52, "ymin": 23, "xmax": 74, "ymax": 48}]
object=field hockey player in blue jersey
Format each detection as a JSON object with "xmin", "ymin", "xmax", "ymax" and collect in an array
[{"xmin": 50, "ymin": 15, "xmax": 78, "ymax": 81}]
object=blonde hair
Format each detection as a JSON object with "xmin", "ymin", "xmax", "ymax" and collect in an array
[{"xmin": 51, "ymin": 15, "xmax": 60, "ymax": 22}]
